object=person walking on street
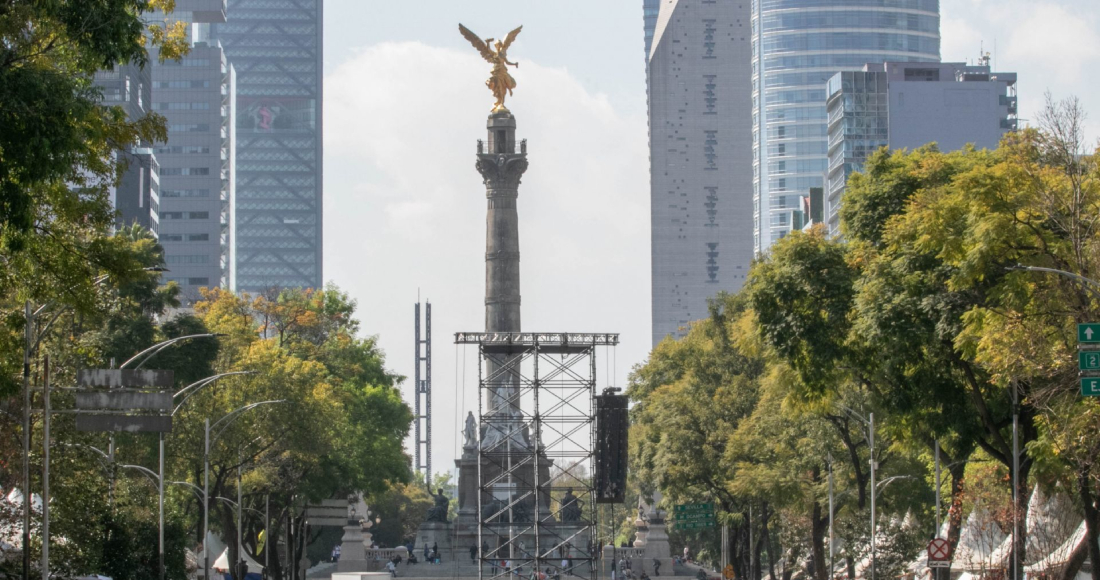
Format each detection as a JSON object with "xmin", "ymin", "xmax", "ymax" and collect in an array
[
  {"xmin": 654, "ymin": 559, "xmax": 661, "ymax": 577},
  {"xmin": 387, "ymin": 559, "xmax": 397, "ymax": 578},
  {"xmin": 471, "ymin": 544, "xmax": 479, "ymax": 564}
]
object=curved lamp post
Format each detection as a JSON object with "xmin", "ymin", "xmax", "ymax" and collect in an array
[
  {"xmin": 837, "ymin": 405, "xmax": 876, "ymax": 580},
  {"xmin": 203, "ymin": 400, "xmax": 287, "ymax": 580},
  {"xmin": 28, "ymin": 268, "xmax": 164, "ymax": 580}
]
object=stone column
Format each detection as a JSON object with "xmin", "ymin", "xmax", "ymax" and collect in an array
[{"xmin": 476, "ymin": 110, "xmax": 528, "ymax": 420}]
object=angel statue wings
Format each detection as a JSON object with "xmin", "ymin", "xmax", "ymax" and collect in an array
[{"xmin": 459, "ymin": 23, "xmax": 523, "ymax": 113}]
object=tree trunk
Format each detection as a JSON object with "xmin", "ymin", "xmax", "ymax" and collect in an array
[
  {"xmin": 811, "ymin": 500, "xmax": 828, "ymax": 580},
  {"xmin": 1078, "ymin": 466, "xmax": 1100, "ymax": 580},
  {"xmin": 763, "ymin": 503, "xmax": 776, "ymax": 580}
]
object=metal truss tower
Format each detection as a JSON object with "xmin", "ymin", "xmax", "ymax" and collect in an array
[
  {"xmin": 415, "ymin": 302, "xmax": 432, "ymax": 486},
  {"xmin": 456, "ymin": 331, "xmax": 619, "ymax": 580}
]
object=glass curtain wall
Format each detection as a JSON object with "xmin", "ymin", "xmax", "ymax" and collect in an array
[{"xmin": 751, "ymin": 0, "xmax": 939, "ymax": 251}]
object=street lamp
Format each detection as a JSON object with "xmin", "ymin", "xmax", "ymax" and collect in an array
[
  {"xmin": 838, "ymin": 406, "xmax": 876, "ymax": 580},
  {"xmin": 154, "ymin": 370, "xmax": 249, "ymax": 580},
  {"xmin": 26, "ymin": 268, "xmax": 164, "ymax": 580},
  {"xmin": 1006, "ymin": 264, "xmax": 1100, "ymax": 580},
  {"xmin": 204, "ymin": 400, "xmax": 287, "ymax": 580}
]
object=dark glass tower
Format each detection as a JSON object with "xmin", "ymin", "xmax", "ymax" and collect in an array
[{"xmin": 211, "ymin": 0, "xmax": 323, "ymax": 293}]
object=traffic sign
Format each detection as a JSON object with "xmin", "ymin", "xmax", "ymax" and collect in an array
[
  {"xmin": 674, "ymin": 503, "xmax": 713, "ymax": 513},
  {"xmin": 927, "ymin": 537, "xmax": 951, "ymax": 567},
  {"xmin": 1079, "ymin": 324, "xmax": 1100, "ymax": 343},
  {"xmin": 674, "ymin": 520, "xmax": 715, "ymax": 530},
  {"xmin": 76, "ymin": 415, "xmax": 171, "ymax": 433},
  {"xmin": 77, "ymin": 369, "xmax": 174, "ymax": 388},
  {"xmin": 1081, "ymin": 352, "xmax": 1100, "ymax": 371},
  {"xmin": 1082, "ymin": 378, "xmax": 1100, "ymax": 397}
]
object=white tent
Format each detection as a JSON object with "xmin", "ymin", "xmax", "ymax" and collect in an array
[
  {"xmin": 985, "ymin": 485, "xmax": 1079, "ymax": 570},
  {"xmin": 212, "ymin": 547, "xmax": 264, "ymax": 574},
  {"xmin": 952, "ymin": 504, "xmax": 1005, "ymax": 572},
  {"xmin": 1, "ymin": 488, "xmax": 42, "ymax": 555}
]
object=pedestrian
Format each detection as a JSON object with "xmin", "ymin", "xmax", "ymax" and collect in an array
[
  {"xmin": 505, "ymin": 559, "xmax": 512, "ymax": 577},
  {"xmin": 332, "ymin": 544, "xmax": 341, "ymax": 562},
  {"xmin": 471, "ymin": 544, "xmax": 478, "ymax": 563},
  {"xmin": 562, "ymin": 557, "xmax": 569, "ymax": 576},
  {"xmin": 424, "ymin": 544, "xmax": 430, "ymax": 562},
  {"xmin": 654, "ymin": 559, "xmax": 661, "ymax": 577},
  {"xmin": 683, "ymin": 547, "xmax": 690, "ymax": 563},
  {"xmin": 611, "ymin": 558, "xmax": 617, "ymax": 580},
  {"xmin": 387, "ymin": 559, "xmax": 397, "ymax": 578}
]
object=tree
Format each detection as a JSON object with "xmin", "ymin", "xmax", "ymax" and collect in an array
[
  {"xmin": 170, "ymin": 285, "xmax": 413, "ymax": 577},
  {"xmin": 0, "ymin": 0, "xmax": 186, "ymax": 239}
]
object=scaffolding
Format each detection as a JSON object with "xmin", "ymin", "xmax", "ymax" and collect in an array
[
  {"xmin": 415, "ymin": 302, "xmax": 432, "ymax": 486},
  {"xmin": 455, "ymin": 332, "xmax": 618, "ymax": 580}
]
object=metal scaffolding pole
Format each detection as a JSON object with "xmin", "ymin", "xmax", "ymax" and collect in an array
[{"xmin": 460, "ymin": 332, "xmax": 617, "ymax": 580}]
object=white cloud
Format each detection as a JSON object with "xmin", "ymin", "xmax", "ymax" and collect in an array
[{"xmin": 324, "ymin": 41, "xmax": 649, "ymax": 472}]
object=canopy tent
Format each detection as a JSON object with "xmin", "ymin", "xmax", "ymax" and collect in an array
[
  {"xmin": 212, "ymin": 547, "xmax": 264, "ymax": 573},
  {"xmin": 984, "ymin": 485, "xmax": 1079, "ymax": 570},
  {"xmin": 1, "ymin": 488, "xmax": 43, "ymax": 556},
  {"xmin": 952, "ymin": 504, "xmax": 1006, "ymax": 572}
]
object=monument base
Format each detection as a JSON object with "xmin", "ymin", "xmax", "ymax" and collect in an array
[{"xmin": 416, "ymin": 521, "xmax": 453, "ymax": 562}]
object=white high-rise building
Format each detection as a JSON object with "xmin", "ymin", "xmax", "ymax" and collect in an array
[{"xmin": 648, "ymin": 0, "xmax": 755, "ymax": 346}]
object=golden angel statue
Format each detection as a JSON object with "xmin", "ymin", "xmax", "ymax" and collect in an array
[{"xmin": 459, "ymin": 23, "xmax": 523, "ymax": 113}]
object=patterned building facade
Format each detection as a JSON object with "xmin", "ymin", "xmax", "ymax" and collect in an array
[
  {"xmin": 211, "ymin": 0, "xmax": 324, "ymax": 293},
  {"xmin": 647, "ymin": 0, "xmax": 755, "ymax": 345}
]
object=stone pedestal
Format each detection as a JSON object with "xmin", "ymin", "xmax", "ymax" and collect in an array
[
  {"xmin": 642, "ymin": 518, "xmax": 674, "ymax": 576},
  {"xmin": 337, "ymin": 520, "xmax": 370, "ymax": 572},
  {"xmin": 416, "ymin": 521, "xmax": 453, "ymax": 562}
]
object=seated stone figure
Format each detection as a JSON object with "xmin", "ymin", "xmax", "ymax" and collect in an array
[
  {"xmin": 425, "ymin": 488, "xmax": 450, "ymax": 523},
  {"xmin": 560, "ymin": 488, "xmax": 583, "ymax": 523}
]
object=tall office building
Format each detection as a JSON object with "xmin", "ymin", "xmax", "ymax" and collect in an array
[
  {"xmin": 211, "ymin": 0, "xmax": 324, "ymax": 293},
  {"xmin": 648, "ymin": 0, "xmax": 754, "ymax": 346},
  {"xmin": 825, "ymin": 61, "xmax": 1017, "ymax": 232},
  {"xmin": 94, "ymin": 64, "xmax": 161, "ymax": 235},
  {"xmin": 752, "ymin": 0, "xmax": 940, "ymax": 252},
  {"xmin": 151, "ymin": 0, "xmax": 235, "ymax": 302}
]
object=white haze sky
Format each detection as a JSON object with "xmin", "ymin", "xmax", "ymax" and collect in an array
[{"xmin": 320, "ymin": 0, "xmax": 1100, "ymax": 478}]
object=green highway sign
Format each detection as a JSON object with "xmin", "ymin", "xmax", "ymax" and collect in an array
[
  {"xmin": 1079, "ymin": 324, "xmax": 1100, "ymax": 343},
  {"xmin": 674, "ymin": 520, "xmax": 716, "ymax": 531},
  {"xmin": 1082, "ymin": 377, "xmax": 1100, "ymax": 397},
  {"xmin": 674, "ymin": 503, "xmax": 713, "ymax": 513},
  {"xmin": 1081, "ymin": 352, "xmax": 1100, "ymax": 371},
  {"xmin": 676, "ymin": 511, "xmax": 715, "ymax": 522}
]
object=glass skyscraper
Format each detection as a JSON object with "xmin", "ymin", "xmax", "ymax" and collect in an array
[
  {"xmin": 211, "ymin": 0, "xmax": 323, "ymax": 293},
  {"xmin": 751, "ymin": 0, "xmax": 940, "ymax": 252},
  {"xmin": 643, "ymin": 0, "xmax": 660, "ymax": 62}
]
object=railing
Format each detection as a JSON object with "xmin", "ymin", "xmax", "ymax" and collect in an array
[
  {"xmin": 477, "ymin": 139, "xmax": 528, "ymax": 155},
  {"xmin": 602, "ymin": 546, "xmax": 647, "ymax": 559},
  {"xmin": 455, "ymin": 332, "xmax": 620, "ymax": 346}
]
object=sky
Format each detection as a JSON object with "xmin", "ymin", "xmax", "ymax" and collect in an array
[{"xmin": 320, "ymin": 0, "xmax": 1100, "ymax": 479}]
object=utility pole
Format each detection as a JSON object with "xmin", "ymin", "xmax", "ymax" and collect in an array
[{"xmin": 869, "ymin": 412, "xmax": 876, "ymax": 580}]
